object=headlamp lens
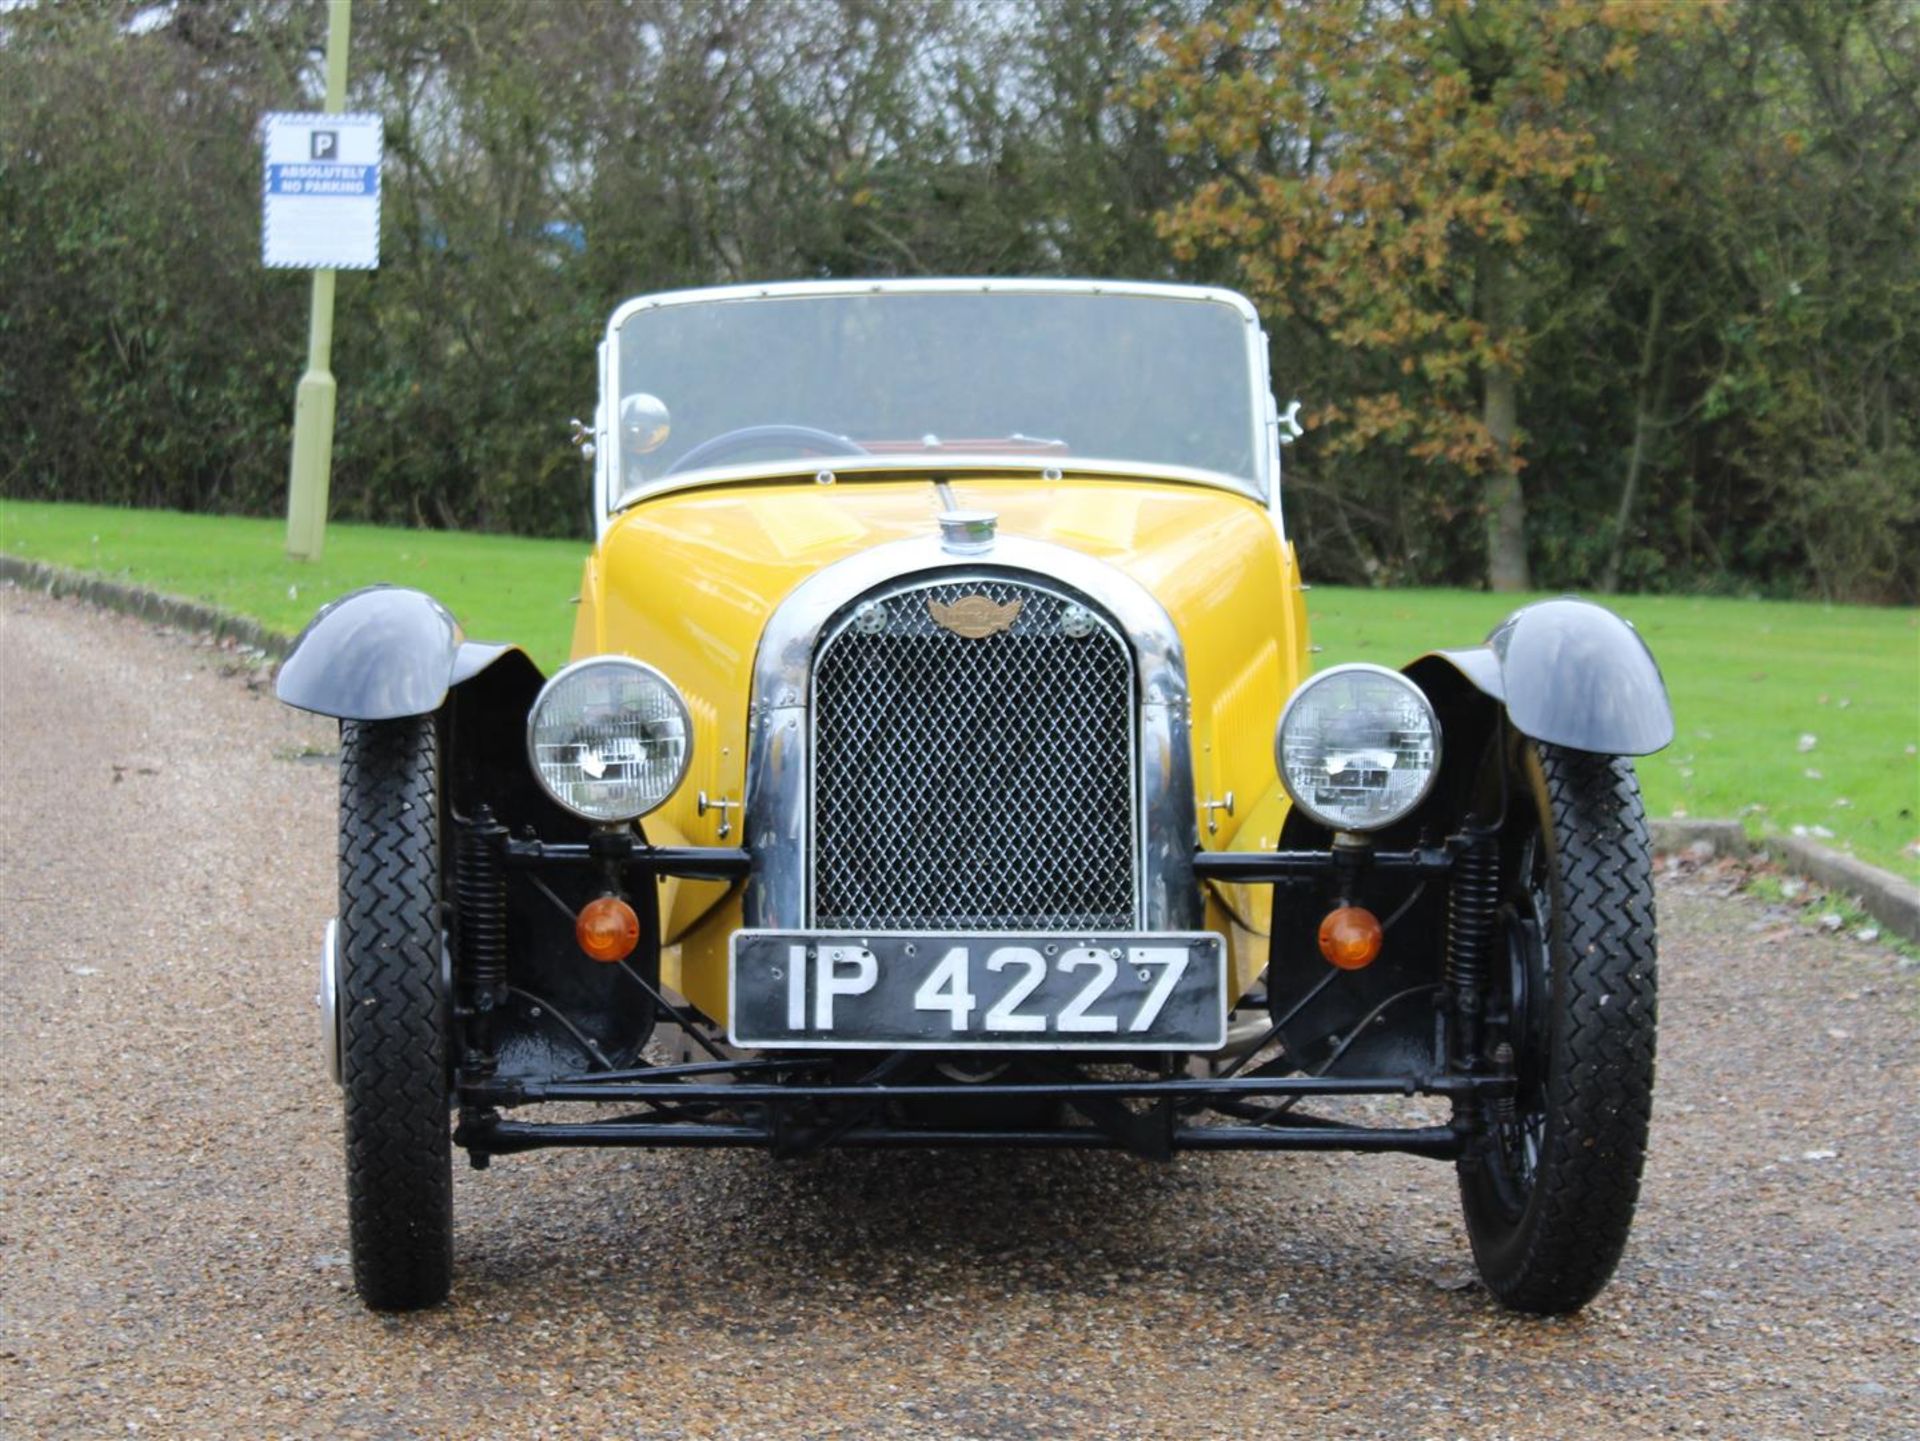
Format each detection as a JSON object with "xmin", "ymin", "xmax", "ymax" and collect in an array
[
  {"xmin": 1275, "ymin": 664, "xmax": 1440, "ymax": 832},
  {"xmin": 527, "ymin": 658, "xmax": 692, "ymax": 822}
]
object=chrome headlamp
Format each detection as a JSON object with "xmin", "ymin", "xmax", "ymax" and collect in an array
[
  {"xmin": 1275, "ymin": 663, "xmax": 1440, "ymax": 833},
  {"xmin": 526, "ymin": 657, "xmax": 692, "ymax": 823}
]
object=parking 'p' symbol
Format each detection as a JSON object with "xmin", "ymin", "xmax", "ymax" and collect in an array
[{"xmin": 311, "ymin": 130, "xmax": 339, "ymax": 161}]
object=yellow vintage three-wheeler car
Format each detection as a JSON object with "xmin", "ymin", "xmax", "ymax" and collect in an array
[{"xmin": 279, "ymin": 280, "xmax": 1673, "ymax": 1314}]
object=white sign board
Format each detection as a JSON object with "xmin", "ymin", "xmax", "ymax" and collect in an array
[{"xmin": 261, "ymin": 112, "xmax": 382, "ymax": 269}]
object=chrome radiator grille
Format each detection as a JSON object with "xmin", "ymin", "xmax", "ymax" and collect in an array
[{"xmin": 810, "ymin": 577, "xmax": 1138, "ymax": 930}]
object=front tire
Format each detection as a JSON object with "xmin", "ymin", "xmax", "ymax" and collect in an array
[
  {"xmin": 337, "ymin": 714, "xmax": 453, "ymax": 1311},
  {"xmin": 1458, "ymin": 742, "xmax": 1657, "ymax": 1314}
]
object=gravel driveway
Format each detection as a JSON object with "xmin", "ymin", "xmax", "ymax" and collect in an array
[{"xmin": 2, "ymin": 584, "xmax": 1915, "ymax": 1440}]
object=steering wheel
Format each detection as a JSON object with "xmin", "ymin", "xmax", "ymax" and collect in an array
[{"xmin": 663, "ymin": 424, "xmax": 870, "ymax": 476}]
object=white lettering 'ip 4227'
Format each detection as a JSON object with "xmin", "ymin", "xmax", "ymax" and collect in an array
[{"xmin": 782, "ymin": 942, "xmax": 1194, "ymax": 1036}]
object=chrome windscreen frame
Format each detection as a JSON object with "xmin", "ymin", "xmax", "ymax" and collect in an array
[
  {"xmin": 743, "ymin": 534, "xmax": 1202, "ymax": 934},
  {"xmin": 593, "ymin": 277, "xmax": 1283, "ymax": 536}
]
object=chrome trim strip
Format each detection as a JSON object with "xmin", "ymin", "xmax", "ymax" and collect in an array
[
  {"xmin": 606, "ymin": 276, "xmax": 1264, "ymax": 332},
  {"xmin": 599, "ymin": 277, "xmax": 1273, "ymax": 512},
  {"xmin": 319, "ymin": 917, "xmax": 341, "ymax": 1087},
  {"xmin": 593, "ymin": 336, "xmax": 613, "ymax": 539},
  {"xmin": 743, "ymin": 535, "xmax": 1201, "ymax": 934}
]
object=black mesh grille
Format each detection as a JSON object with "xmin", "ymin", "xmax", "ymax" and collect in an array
[{"xmin": 810, "ymin": 578, "xmax": 1137, "ymax": 930}]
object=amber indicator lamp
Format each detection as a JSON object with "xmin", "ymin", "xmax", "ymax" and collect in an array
[
  {"xmin": 576, "ymin": 895, "xmax": 641, "ymax": 963},
  {"xmin": 1318, "ymin": 905, "xmax": 1384, "ymax": 970}
]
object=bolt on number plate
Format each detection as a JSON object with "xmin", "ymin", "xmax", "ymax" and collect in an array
[{"xmin": 728, "ymin": 931, "xmax": 1228, "ymax": 1050}]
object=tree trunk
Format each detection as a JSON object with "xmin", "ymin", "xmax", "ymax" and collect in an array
[
  {"xmin": 1480, "ymin": 253, "xmax": 1530, "ymax": 592},
  {"xmin": 1602, "ymin": 284, "xmax": 1666, "ymax": 594},
  {"xmin": 1601, "ymin": 400, "xmax": 1652, "ymax": 595},
  {"xmin": 1483, "ymin": 364, "xmax": 1529, "ymax": 591}
]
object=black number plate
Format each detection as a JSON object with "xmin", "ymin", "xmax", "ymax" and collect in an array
[{"xmin": 729, "ymin": 931, "xmax": 1228, "ymax": 1050}]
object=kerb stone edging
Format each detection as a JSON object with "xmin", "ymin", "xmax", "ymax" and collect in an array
[
  {"xmin": 0, "ymin": 554, "xmax": 291, "ymax": 658},
  {"xmin": 6, "ymin": 552, "xmax": 1916, "ymax": 944},
  {"xmin": 1651, "ymin": 819, "xmax": 1919, "ymax": 945},
  {"xmin": 1770, "ymin": 835, "xmax": 1920, "ymax": 946}
]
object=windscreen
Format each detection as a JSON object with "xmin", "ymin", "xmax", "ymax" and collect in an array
[{"xmin": 613, "ymin": 289, "xmax": 1261, "ymax": 497}]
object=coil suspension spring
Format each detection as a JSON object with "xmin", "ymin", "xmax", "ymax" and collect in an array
[
  {"xmin": 456, "ymin": 806, "xmax": 509, "ymax": 1075},
  {"xmin": 1445, "ymin": 830, "xmax": 1500, "ymax": 1070}
]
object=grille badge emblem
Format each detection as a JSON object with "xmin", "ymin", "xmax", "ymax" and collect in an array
[{"xmin": 928, "ymin": 594, "xmax": 1022, "ymax": 638}]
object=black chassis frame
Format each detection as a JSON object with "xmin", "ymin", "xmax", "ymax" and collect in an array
[{"xmin": 448, "ymin": 819, "xmax": 1516, "ymax": 1168}]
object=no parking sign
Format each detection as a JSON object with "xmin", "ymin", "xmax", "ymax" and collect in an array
[{"xmin": 261, "ymin": 111, "xmax": 382, "ymax": 269}]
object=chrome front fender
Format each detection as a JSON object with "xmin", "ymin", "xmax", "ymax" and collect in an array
[
  {"xmin": 275, "ymin": 585, "xmax": 529, "ymax": 722},
  {"xmin": 1413, "ymin": 597, "xmax": 1674, "ymax": 756}
]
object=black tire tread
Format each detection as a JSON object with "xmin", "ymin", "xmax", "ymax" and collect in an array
[
  {"xmin": 1462, "ymin": 743, "xmax": 1658, "ymax": 1314},
  {"xmin": 338, "ymin": 715, "xmax": 452, "ymax": 1311}
]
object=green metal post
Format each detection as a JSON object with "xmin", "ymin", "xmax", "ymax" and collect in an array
[{"xmin": 285, "ymin": 0, "xmax": 354, "ymax": 562}]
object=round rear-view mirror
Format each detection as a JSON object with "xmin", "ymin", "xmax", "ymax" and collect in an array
[{"xmin": 620, "ymin": 392, "xmax": 671, "ymax": 455}]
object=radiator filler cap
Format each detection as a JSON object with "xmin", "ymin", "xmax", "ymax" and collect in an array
[{"xmin": 938, "ymin": 510, "xmax": 997, "ymax": 554}]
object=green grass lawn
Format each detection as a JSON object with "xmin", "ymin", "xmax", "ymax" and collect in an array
[
  {"xmin": 0, "ymin": 499, "xmax": 586, "ymax": 667},
  {"xmin": 1309, "ymin": 587, "xmax": 1918, "ymax": 882},
  {"xmin": 6, "ymin": 498, "xmax": 1916, "ymax": 879}
]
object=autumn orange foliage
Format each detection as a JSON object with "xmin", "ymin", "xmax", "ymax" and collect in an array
[{"xmin": 1140, "ymin": 0, "xmax": 1705, "ymax": 480}]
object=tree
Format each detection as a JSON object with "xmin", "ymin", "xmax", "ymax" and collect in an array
[
  {"xmin": 1692, "ymin": 0, "xmax": 1920, "ymax": 602},
  {"xmin": 1141, "ymin": 0, "xmax": 1693, "ymax": 590}
]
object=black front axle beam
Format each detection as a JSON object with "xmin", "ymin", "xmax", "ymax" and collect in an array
[
  {"xmin": 464, "ymin": 1071, "xmax": 1497, "ymax": 1107},
  {"xmin": 454, "ymin": 1065, "xmax": 1499, "ymax": 1160},
  {"xmin": 463, "ymin": 1117, "xmax": 1465, "ymax": 1158}
]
